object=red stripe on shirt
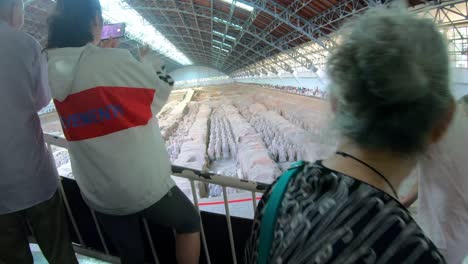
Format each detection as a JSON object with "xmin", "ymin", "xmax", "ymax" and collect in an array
[{"xmin": 54, "ymin": 86, "xmax": 155, "ymax": 141}]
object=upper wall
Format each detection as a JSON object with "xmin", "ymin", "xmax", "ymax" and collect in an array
[
  {"xmin": 235, "ymin": 68, "xmax": 468, "ymax": 99},
  {"xmin": 170, "ymin": 66, "xmax": 234, "ymax": 88},
  {"xmin": 170, "ymin": 66, "xmax": 227, "ymax": 81},
  {"xmin": 234, "ymin": 71, "xmax": 329, "ymax": 91}
]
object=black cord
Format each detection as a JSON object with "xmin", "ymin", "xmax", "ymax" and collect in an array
[{"xmin": 336, "ymin": 151, "xmax": 399, "ymax": 199}]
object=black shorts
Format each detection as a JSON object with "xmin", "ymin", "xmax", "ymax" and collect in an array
[
  {"xmin": 142, "ymin": 186, "xmax": 201, "ymax": 234},
  {"xmin": 95, "ymin": 186, "xmax": 201, "ymax": 263},
  {"xmin": 96, "ymin": 185, "xmax": 201, "ymax": 234}
]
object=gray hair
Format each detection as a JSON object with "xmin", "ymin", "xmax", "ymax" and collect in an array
[{"xmin": 327, "ymin": 6, "xmax": 453, "ymax": 154}]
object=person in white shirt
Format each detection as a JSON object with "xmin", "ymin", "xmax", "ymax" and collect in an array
[
  {"xmin": 402, "ymin": 95, "xmax": 468, "ymax": 264},
  {"xmin": 44, "ymin": 0, "xmax": 201, "ymax": 263},
  {"xmin": 0, "ymin": 0, "xmax": 77, "ymax": 263}
]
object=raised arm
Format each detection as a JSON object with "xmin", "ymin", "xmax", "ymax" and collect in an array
[
  {"xmin": 139, "ymin": 46, "xmax": 173, "ymax": 113},
  {"xmin": 32, "ymin": 41, "xmax": 51, "ymax": 111}
]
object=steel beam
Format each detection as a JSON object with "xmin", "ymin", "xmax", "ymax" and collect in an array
[
  {"xmin": 129, "ymin": 3, "xmax": 296, "ymax": 71},
  {"xmin": 147, "ymin": 23, "xmax": 285, "ymax": 71},
  {"xmin": 213, "ymin": 0, "xmax": 238, "ymax": 68},
  {"xmin": 229, "ymin": 0, "xmax": 387, "ymax": 74},
  {"xmin": 220, "ymin": 0, "xmax": 318, "ymax": 72}
]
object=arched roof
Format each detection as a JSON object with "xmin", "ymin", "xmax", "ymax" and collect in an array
[{"xmin": 23, "ymin": 0, "xmax": 448, "ymax": 74}]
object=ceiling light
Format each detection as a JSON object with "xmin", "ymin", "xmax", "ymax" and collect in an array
[
  {"xmin": 212, "ymin": 39, "xmax": 232, "ymax": 48},
  {"xmin": 212, "ymin": 52, "xmax": 228, "ymax": 57},
  {"xmin": 212, "ymin": 46, "xmax": 230, "ymax": 53},
  {"xmin": 220, "ymin": 0, "xmax": 254, "ymax": 12},
  {"xmin": 213, "ymin": 17, "xmax": 243, "ymax": 29},
  {"xmin": 212, "ymin": 30, "xmax": 236, "ymax": 41},
  {"xmin": 100, "ymin": 0, "xmax": 192, "ymax": 65},
  {"xmin": 211, "ymin": 52, "xmax": 227, "ymax": 58}
]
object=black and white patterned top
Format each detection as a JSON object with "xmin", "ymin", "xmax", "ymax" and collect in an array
[{"xmin": 245, "ymin": 161, "xmax": 445, "ymax": 264}]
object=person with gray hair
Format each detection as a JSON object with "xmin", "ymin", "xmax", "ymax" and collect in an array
[
  {"xmin": 246, "ymin": 6, "xmax": 454, "ymax": 264},
  {"xmin": 0, "ymin": 0, "xmax": 77, "ymax": 263}
]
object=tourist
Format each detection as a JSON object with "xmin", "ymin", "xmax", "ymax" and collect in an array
[
  {"xmin": 401, "ymin": 95, "xmax": 468, "ymax": 264},
  {"xmin": 0, "ymin": 0, "xmax": 77, "ymax": 263},
  {"xmin": 246, "ymin": 6, "xmax": 453, "ymax": 264},
  {"xmin": 45, "ymin": 0, "xmax": 200, "ymax": 263}
]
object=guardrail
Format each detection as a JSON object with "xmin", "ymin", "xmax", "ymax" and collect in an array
[{"xmin": 43, "ymin": 133, "xmax": 269, "ymax": 264}]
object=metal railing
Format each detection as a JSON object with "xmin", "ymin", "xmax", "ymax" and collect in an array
[{"xmin": 43, "ymin": 133, "xmax": 269, "ymax": 264}]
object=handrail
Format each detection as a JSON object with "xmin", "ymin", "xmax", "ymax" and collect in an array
[
  {"xmin": 44, "ymin": 133, "xmax": 68, "ymax": 148},
  {"xmin": 172, "ymin": 165, "xmax": 269, "ymax": 193},
  {"xmin": 43, "ymin": 132, "xmax": 269, "ymax": 264},
  {"xmin": 43, "ymin": 133, "xmax": 269, "ymax": 193}
]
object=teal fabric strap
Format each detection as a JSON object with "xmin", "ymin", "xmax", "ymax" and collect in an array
[{"xmin": 257, "ymin": 161, "xmax": 305, "ymax": 264}]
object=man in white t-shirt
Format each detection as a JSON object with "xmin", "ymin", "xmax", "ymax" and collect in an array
[{"xmin": 402, "ymin": 95, "xmax": 468, "ymax": 264}]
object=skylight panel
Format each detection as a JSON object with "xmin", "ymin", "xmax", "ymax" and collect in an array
[
  {"xmin": 213, "ymin": 17, "xmax": 243, "ymax": 29},
  {"xmin": 220, "ymin": 0, "xmax": 254, "ymax": 12},
  {"xmin": 212, "ymin": 46, "xmax": 230, "ymax": 53},
  {"xmin": 212, "ymin": 51, "xmax": 228, "ymax": 57},
  {"xmin": 100, "ymin": 0, "xmax": 192, "ymax": 65},
  {"xmin": 212, "ymin": 30, "xmax": 236, "ymax": 41},
  {"xmin": 212, "ymin": 39, "xmax": 233, "ymax": 48}
]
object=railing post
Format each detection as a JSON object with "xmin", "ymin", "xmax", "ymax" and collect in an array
[
  {"xmin": 143, "ymin": 218, "xmax": 161, "ymax": 264},
  {"xmin": 190, "ymin": 179, "xmax": 212, "ymax": 264},
  {"xmin": 89, "ymin": 209, "xmax": 110, "ymax": 255},
  {"xmin": 222, "ymin": 187, "xmax": 237, "ymax": 264},
  {"xmin": 47, "ymin": 142, "xmax": 86, "ymax": 247},
  {"xmin": 46, "ymin": 142, "xmax": 53, "ymax": 154},
  {"xmin": 251, "ymin": 191, "xmax": 257, "ymax": 215},
  {"xmin": 58, "ymin": 179, "xmax": 86, "ymax": 247}
]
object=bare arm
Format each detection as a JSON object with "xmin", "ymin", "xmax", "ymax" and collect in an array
[
  {"xmin": 102, "ymin": 42, "xmax": 173, "ymax": 113},
  {"xmin": 139, "ymin": 45, "xmax": 174, "ymax": 112},
  {"xmin": 33, "ymin": 44, "xmax": 52, "ymax": 111}
]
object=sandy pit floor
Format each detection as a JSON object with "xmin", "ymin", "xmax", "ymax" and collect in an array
[{"xmin": 160, "ymin": 85, "xmax": 338, "ymax": 196}]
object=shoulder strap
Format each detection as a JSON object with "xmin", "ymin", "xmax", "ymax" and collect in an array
[{"xmin": 257, "ymin": 160, "xmax": 305, "ymax": 264}]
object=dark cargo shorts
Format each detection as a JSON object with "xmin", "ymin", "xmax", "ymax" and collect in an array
[
  {"xmin": 96, "ymin": 186, "xmax": 201, "ymax": 234},
  {"xmin": 95, "ymin": 186, "xmax": 201, "ymax": 263},
  {"xmin": 143, "ymin": 185, "xmax": 201, "ymax": 234}
]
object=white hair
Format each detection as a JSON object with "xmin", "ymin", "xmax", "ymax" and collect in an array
[{"xmin": 327, "ymin": 6, "xmax": 453, "ymax": 154}]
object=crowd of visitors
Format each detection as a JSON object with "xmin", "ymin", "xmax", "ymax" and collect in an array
[
  {"xmin": 262, "ymin": 84, "xmax": 329, "ymax": 99},
  {"xmin": 1, "ymin": 0, "xmax": 467, "ymax": 264}
]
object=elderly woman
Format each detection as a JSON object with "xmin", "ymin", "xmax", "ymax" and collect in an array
[{"xmin": 245, "ymin": 7, "xmax": 454, "ymax": 264}]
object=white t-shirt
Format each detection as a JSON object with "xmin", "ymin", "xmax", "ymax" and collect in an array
[
  {"xmin": 418, "ymin": 103, "xmax": 468, "ymax": 264},
  {"xmin": 47, "ymin": 44, "xmax": 175, "ymax": 215}
]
